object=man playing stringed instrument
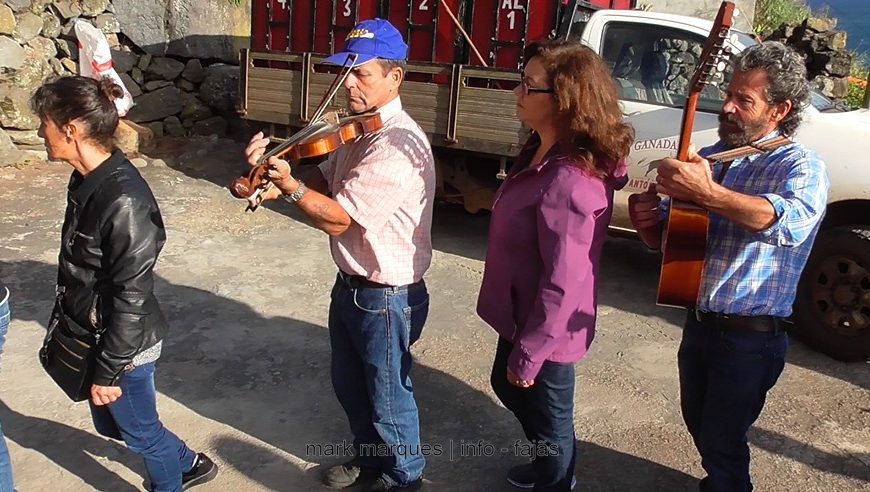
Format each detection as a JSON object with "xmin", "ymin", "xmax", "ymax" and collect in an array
[
  {"xmin": 629, "ymin": 42, "xmax": 829, "ymax": 491},
  {"xmin": 243, "ymin": 19, "xmax": 435, "ymax": 492}
]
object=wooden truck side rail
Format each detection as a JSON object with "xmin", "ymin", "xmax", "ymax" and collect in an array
[{"xmin": 238, "ymin": 48, "xmax": 528, "ymax": 157}]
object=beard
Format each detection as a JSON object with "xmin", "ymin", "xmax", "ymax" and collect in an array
[{"xmin": 717, "ymin": 112, "xmax": 769, "ymax": 148}]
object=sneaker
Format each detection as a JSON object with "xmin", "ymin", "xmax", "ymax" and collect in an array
[
  {"xmin": 363, "ymin": 477, "xmax": 423, "ymax": 492},
  {"xmin": 182, "ymin": 453, "xmax": 218, "ymax": 490},
  {"xmin": 322, "ymin": 458, "xmax": 380, "ymax": 489},
  {"xmin": 506, "ymin": 463, "xmax": 576, "ymax": 490}
]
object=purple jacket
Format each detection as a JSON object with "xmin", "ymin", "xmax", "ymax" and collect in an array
[{"xmin": 476, "ymin": 136, "xmax": 627, "ymax": 381}]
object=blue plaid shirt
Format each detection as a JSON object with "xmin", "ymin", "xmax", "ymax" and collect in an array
[{"xmin": 683, "ymin": 133, "xmax": 829, "ymax": 317}]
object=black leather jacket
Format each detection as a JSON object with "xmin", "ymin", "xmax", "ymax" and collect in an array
[{"xmin": 57, "ymin": 151, "xmax": 168, "ymax": 386}]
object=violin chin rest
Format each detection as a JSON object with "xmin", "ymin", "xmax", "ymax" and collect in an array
[{"xmin": 229, "ymin": 178, "xmax": 251, "ymax": 199}]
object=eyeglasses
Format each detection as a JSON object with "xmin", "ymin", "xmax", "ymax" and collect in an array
[{"xmin": 519, "ymin": 77, "xmax": 554, "ymax": 95}]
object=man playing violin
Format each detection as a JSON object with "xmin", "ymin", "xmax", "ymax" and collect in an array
[
  {"xmin": 244, "ymin": 18, "xmax": 434, "ymax": 492},
  {"xmin": 628, "ymin": 42, "xmax": 829, "ymax": 492}
]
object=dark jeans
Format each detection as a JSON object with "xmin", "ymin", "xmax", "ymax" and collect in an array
[
  {"xmin": 491, "ymin": 337, "xmax": 576, "ymax": 492},
  {"xmin": 90, "ymin": 362, "xmax": 197, "ymax": 492},
  {"xmin": 328, "ymin": 276, "xmax": 429, "ymax": 487},
  {"xmin": 678, "ymin": 313, "xmax": 788, "ymax": 492},
  {"xmin": 0, "ymin": 288, "xmax": 14, "ymax": 492}
]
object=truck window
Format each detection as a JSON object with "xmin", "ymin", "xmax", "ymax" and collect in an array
[{"xmin": 601, "ymin": 22, "xmax": 729, "ymax": 113}]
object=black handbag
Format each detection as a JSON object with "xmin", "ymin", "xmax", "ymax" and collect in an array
[{"xmin": 39, "ymin": 291, "xmax": 102, "ymax": 402}]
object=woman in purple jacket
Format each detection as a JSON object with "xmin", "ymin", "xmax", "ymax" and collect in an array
[{"xmin": 477, "ymin": 40, "xmax": 634, "ymax": 491}]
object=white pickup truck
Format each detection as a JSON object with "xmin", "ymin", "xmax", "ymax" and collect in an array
[
  {"xmin": 572, "ymin": 9, "xmax": 870, "ymax": 361},
  {"xmin": 238, "ymin": 2, "xmax": 870, "ymax": 361}
]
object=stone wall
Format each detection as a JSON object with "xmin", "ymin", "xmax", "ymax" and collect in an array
[
  {"xmin": 0, "ymin": 0, "xmax": 250, "ymax": 165},
  {"xmin": 765, "ymin": 17, "xmax": 852, "ymax": 102}
]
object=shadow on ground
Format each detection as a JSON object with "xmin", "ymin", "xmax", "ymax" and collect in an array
[{"xmin": 5, "ymin": 259, "xmax": 700, "ymax": 491}]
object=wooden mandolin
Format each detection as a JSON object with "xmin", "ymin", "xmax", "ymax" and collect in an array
[{"xmin": 656, "ymin": 1, "xmax": 736, "ymax": 307}]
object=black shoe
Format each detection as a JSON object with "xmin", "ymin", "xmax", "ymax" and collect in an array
[
  {"xmin": 363, "ymin": 477, "xmax": 423, "ymax": 492},
  {"xmin": 506, "ymin": 463, "xmax": 576, "ymax": 490},
  {"xmin": 182, "ymin": 453, "xmax": 218, "ymax": 490},
  {"xmin": 322, "ymin": 458, "xmax": 380, "ymax": 489}
]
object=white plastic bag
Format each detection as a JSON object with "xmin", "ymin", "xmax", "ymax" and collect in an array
[{"xmin": 74, "ymin": 21, "xmax": 134, "ymax": 117}]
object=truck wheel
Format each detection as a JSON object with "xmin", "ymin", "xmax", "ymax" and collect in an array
[{"xmin": 792, "ymin": 226, "xmax": 870, "ymax": 361}]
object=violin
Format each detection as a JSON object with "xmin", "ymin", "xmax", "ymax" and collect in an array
[{"xmin": 229, "ymin": 111, "xmax": 384, "ymax": 211}]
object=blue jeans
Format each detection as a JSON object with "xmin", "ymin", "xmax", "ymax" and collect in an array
[
  {"xmin": 89, "ymin": 362, "xmax": 196, "ymax": 492},
  {"xmin": 678, "ymin": 313, "xmax": 788, "ymax": 492},
  {"xmin": 0, "ymin": 288, "xmax": 14, "ymax": 492},
  {"xmin": 328, "ymin": 276, "xmax": 429, "ymax": 487},
  {"xmin": 491, "ymin": 337, "xmax": 576, "ymax": 492}
]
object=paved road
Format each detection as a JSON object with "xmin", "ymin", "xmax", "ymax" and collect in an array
[{"xmin": 0, "ymin": 136, "xmax": 867, "ymax": 491}]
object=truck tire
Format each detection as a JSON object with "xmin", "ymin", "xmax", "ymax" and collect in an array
[{"xmin": 792, "ymin": 226, "xmax": 870, "ymax": 361}]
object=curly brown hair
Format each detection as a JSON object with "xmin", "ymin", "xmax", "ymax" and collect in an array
[{"xmin": 524, "ymin": 40, "xmax": 634, "ymax": 176}]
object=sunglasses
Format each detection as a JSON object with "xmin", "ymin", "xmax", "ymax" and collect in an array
[{"xmin": 519, "ymin": 77, "xmax": 554, "ymax": 95}]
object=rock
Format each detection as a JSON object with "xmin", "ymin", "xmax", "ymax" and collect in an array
[
  {"xmin": 809, "ymin": 52, "xmax": 852, "ymax": 78},
  {"xmin": 105, "ymin": 32, "xmax": 119, "ymax": 48},
  {"xmin": 192, "ymin": 116, "xmax": 227, "ymax": 137},
  {"xmin": 163, "ymin": 115, "xmax": 184, "ymax": 136},
  {"xmin": 180, "ymin": 58, "xmax": 205, "ymax": 83},
  {"xmin": 80, "ymin": 0, "xmax": 108, "ymax": 17},
  {"xmin": 60, "ymin": 57, "xmax": 76, "ymax": 73},
  {"xmin": 5, "ymin": 129, "xmax": 41, "ymax": 145},
  {"xmin": 111, "ymin": 49, "xmax": 138, "ymax": 73},
  {"xmin": 137, "ymin": 53, "xmax": 151, "ymax": 71},
  {"xmin": 0, "ymin": 84, "xmax": 40, "ymax": 129},
  {"xmin": 39, "ymin": 9, "xmax": 60, "ymax": 37},
  {"xmin": 114, "ymin": 119, "xmax": 154, "ymax": 154},
  {"xmin": 112, "ymin": 0, "xmax": 166, "ymax": 56},
  {"xmin": 126, "ymin": 86, "xmax": 182, "ymax": 122},
  {"xmin": 150, "ymin": 157, "xmax": 168, "ymax": 167},
  {"xmin": 93, "ymin": 12, "xmax": 119, "ymax": 33},
  {"xmin": 144, "ymin": 56, "xmax": 184, "ymax": 81},
  {"xmin": 0, "ymin": 127, "xmax": 29, "ymax": 167},
  {"xmin": 55, "ymin": 37, "xmax": 77, "ymax": 59},
  {"xmin": 11, "ymin": 10, "xmax": 40, "ymax": 43},
  {"xmin": 166, "ymin": 0, "xmax": 250, "ymax": 62},
  {"xmin": 11, "ymin": 41, "xmax": 54, "ymax": 89},
  {"xmin": 27, "ymin": 0, "xmax": 50, "ymax": 13},
  {"xmin": 58, "ymin": 17, "xmax": 75, "ymax": 39},
  {"xmin": 0, "ymin": 36, "xmax": 25, "ymax": 69},
  {"xmin": 131, "ymin": 66, "xmax": 144, "ymax": 85},
  {"xmin": 831, "ymin": 76, "xmax": 849, "ymax": 99},
  {"xmin": 53, "ymin": 0, "xmax": 81, "ymax": 20},
  {"xmin": 119, "ymin": 72, "xmax": 141, "ymax": 97},
  {"xmin": 130, "ymin": 157, "xmax": 147, "ymax": 168},
  {"xmin": 0, "ymin": 5, "xmax": 14, "ymax": 35},
  {"xmin": 176, "ymin": 78, "xmax": 195, "ymax": 91},
  {"xmin": 805, "ymin": 17, "xmax": 836, "ymax": 33},
  {"xmin": 5, "ymin": 0, "xmax": 30, "ymax": 13},
  {"xmin": 143, "ymin": 80, "xmax": 171, "ymax": 91},
  {"xmin": 198, "ymin": 64, "xmax": 239, "ymax": 113},
  {"xmin": 48, "ymin": 56, "xmax": 65, "ymax": 75},
  {"xmin": 26, "ymin": 35, "xmax": 54, "ymax": 59},
  {"xmin": 145, "ymin": 121, "xmax": 163, "ymax": 138},
  {"xmin": 179, "ymin": 99, "xmax": 212, "ymax": 122}
]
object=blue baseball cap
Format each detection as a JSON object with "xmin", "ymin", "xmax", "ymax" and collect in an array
[{"xmin": 323, "ymin": 18, "xmax": 408, "ymax": 67}]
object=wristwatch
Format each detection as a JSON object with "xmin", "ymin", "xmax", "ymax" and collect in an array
[{"xmin": 282, "ymin": 180, "xmax": 306, "ymax": 204}]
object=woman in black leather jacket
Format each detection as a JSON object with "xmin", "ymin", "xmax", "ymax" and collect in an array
[{"xmin": 32, "ymin": 76, "xmax": 217, "ymax": 491}]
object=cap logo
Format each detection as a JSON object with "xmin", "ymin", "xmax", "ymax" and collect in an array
[{"xmin": 346, "ymin": 28, "xmax": 376, "ymax": 40}]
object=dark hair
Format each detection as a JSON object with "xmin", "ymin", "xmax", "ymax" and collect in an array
[
  {"xmin": 524, "ymin": 40, "xmax": 634, "ymax": 177},
  {"xmin": 30, "ymin": 76, "xmax": 124, "ymax": 151},
  {"xmin": 733, "ymin": 41, "xmax": 809, "ymax": 136}
]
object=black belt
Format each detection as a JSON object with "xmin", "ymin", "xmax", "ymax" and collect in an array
[
  {"xmin": 690, "ymin": 310, "xmax": 782, "ymax": 333},
  {"xmin": 336, "ymin": 271, "xmax": 394, "ymax": 289}
]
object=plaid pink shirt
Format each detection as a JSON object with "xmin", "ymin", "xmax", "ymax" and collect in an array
[{"xmin": 318, "ymin": 96, "xmax": 435, "ymax": 286}]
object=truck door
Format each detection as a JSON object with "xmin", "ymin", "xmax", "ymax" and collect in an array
[{"xmin": 594, "ymin": 20, "xmax": 733, "ymax": 231}]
